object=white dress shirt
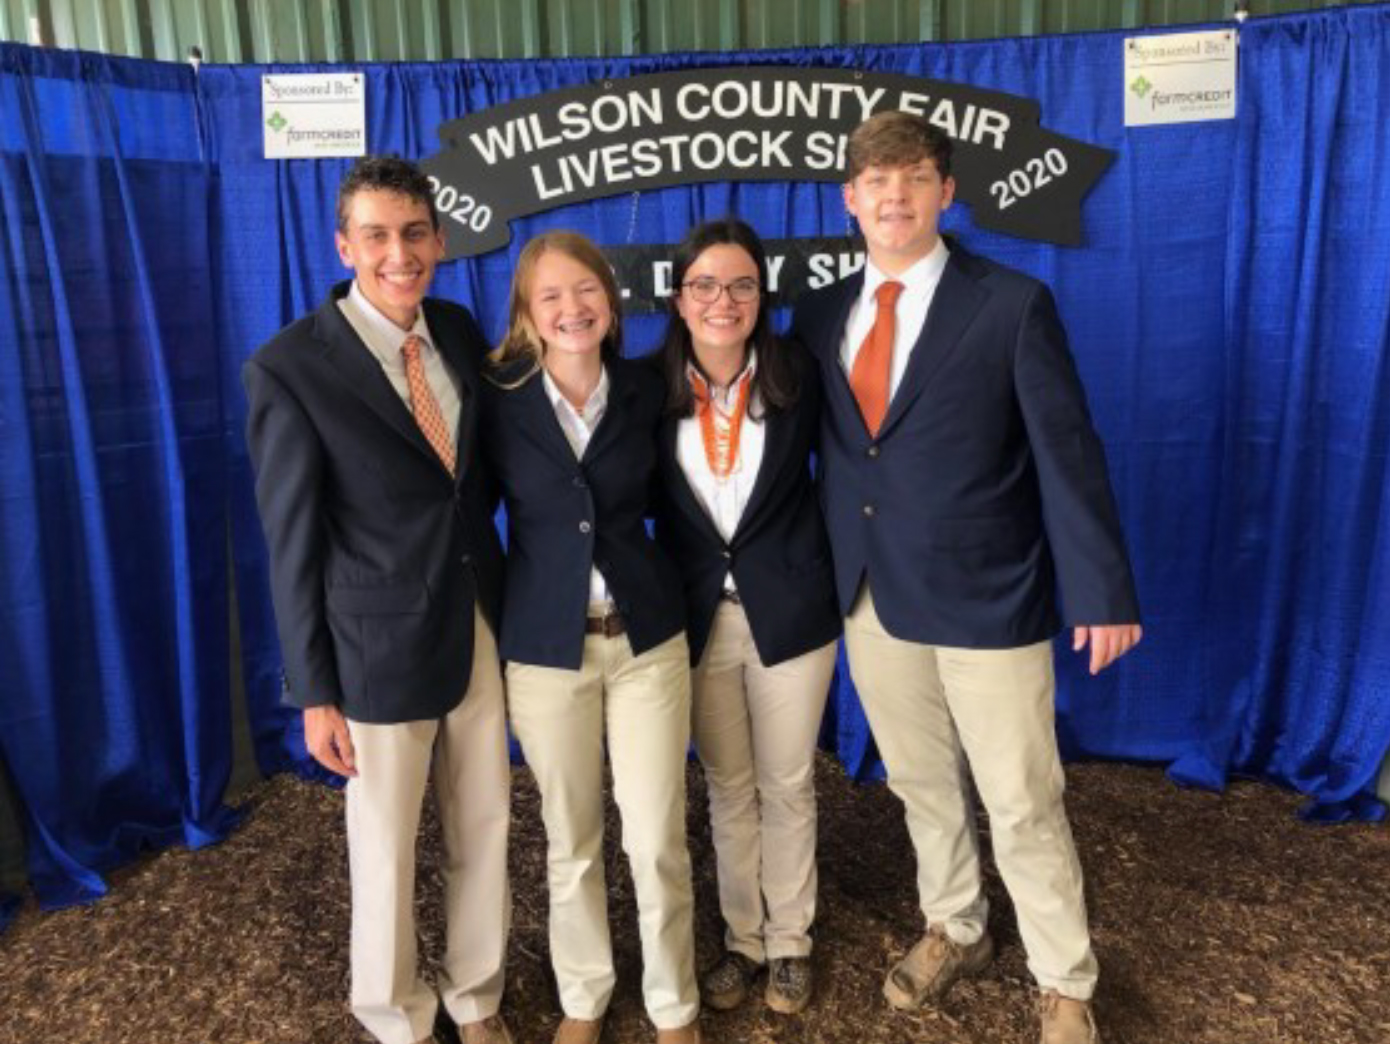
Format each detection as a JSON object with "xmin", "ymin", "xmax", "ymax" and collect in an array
[
  {"xmin": 338, "ymin": 281, "xmax": 461, "ymax": 445},
  {"xmin": 542, "ymin": 366, "xmax": 612, "ymax": 606},
  {"xmin": 675, "ymin": 353, "xmax": 766, "ymax": 593},
  {"xmin": 840, "ymin": 237, "xmax": 950, "ymax": 402}
]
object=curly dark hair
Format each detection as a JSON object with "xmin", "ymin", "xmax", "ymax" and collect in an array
[{"xmin": 335, "ymin": 155, "xmax": 439, "ymax": 232}]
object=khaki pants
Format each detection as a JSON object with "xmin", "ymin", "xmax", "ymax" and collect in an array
[
  {"xmin": 507, "ymin": 631, "xmax": 699, "ymax": 1029},
  {"xmin": 843, "ymin": 591, "xmax": 1098, "ymax": 1000},
  {"xmin": 345, "ymin": 607, "xmax": 512, "ymax": 1044},
  {"xmin": 691, "ymin": 601, "xmax": 837, "ymax": 962}
]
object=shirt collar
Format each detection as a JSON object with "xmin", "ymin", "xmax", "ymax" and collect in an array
[
  {"xmin": 346, "ymin": 279, "xmax": 433, "ymax": 360},
  {"xmin": 861, "ymin": 237, "xmax": 950, "ymax": 301},
  {"xmin": 687, "ymin": 348, "xmax": 758, "ymax": 405},
  {"xmin": 542, "ymin": 365, "xmax": 610, "ymax": 424}
]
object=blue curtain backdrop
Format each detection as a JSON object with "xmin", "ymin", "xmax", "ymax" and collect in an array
[{"xmin": 2, "ymin": 5, "xmax": 1388, "ymax": 922}]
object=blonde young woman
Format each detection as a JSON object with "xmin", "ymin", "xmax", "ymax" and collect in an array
[
  {"xmin": 480, "ymin": 231, "xmax": 702, "ymax": 1044},
  {"xmin": 649, "ymin": 219, "xmax": 841, "ymax": 1015}
]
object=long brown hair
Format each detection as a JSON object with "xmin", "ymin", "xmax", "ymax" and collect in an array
[
  {"xmin": 488, "ymin": 231, "xmax": 623, "ymax": 384},
  {"xmin": 656, "ymin": 218, "xmax": 799, "ymax": 419}
]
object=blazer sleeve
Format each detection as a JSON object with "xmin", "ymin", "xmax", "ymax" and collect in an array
[
  {"xmin": 243, "ymin": 358, "xmax": 343, "ymax": 709},
  {"xmin": 1013, "ymin": 283, "xmax": 1141, "ymax": 626}
]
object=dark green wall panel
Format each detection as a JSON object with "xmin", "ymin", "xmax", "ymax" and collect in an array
[{"xmin": 1, "ymin": 0, "xmax": 1375, "ymax": 62}]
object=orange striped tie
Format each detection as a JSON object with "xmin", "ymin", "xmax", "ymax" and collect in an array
[
  {"xmin": 849, "ymin": 280, "xmax": 903, "ymax": 437},
  {"xmin": 400, "ymin": 335, "xmax": 456, "ymax": 477}
]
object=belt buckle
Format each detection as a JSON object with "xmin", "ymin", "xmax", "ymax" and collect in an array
[{"xmin": 601, "ymin": 603, "xmax": 622, "ymax": 638}]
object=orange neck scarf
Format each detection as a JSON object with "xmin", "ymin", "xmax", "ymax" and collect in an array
[{"xmin": 688, "ymin": 360, "xmax": 755, "ymax": 481}]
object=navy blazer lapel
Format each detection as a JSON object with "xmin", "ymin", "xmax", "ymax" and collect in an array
[
  {"xmin": 878, "ymin": 247, "xmax": 988, "ymax": 439},
  {"xmin": 731, "ymin": 404, "xmax": 788, "ymax": 544},
  {"xmin": 581, "ymin": 359, "xmax": 637, "ymax": 465},
  {"xmin": 510, "ymin": 370, "xmax": 580, "ymax": 468},
  {"xmin": 313, "ymin": 289, "xmax": 442, "ymax": 467}
]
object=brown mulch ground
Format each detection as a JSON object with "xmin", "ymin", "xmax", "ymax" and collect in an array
[{"xmin": 1, "ymin": 757, "xmax": 1388, "ymax": 1044}]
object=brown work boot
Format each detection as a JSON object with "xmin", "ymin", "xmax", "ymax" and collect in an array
[
  {"xmin": 554, "ymin": 1016, "xmax": 604, "ymax": 1044},
  {"xmin": 654, "ymin": 1019, "xmax": 703, "ymax": 1043},
  {"xmin": 765, "ymin": 956, "xmax": 813, "ymax": 1015},
  {"xmin": 460, "ymin": 1014, "xmax": 516, "ymax": 1044},
  {"xmin": 1039, "ymin": 990, "xmax": 1100, "ymax": 1044},
  {"xmin": 701, "ymin": 951, "xmax": 763, "ymax": 1010},
  {"xmin": 883, "ymin": 925, "xmax": 994, "ymax": 1010}
]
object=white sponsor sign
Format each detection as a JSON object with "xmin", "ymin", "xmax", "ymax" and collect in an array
[
  {"xmin": 262, "ymin": 73, "xmax": 366, "ymax": 158},
  {"xmin": 1124, "ymin": 30, "xmax": 1237, "ymax": 127}
]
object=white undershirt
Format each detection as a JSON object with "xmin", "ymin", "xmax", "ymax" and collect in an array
[
  {"xmin": 542, "ymin": 367, "xmax": 611, "ymax": 606},
  {"xmin": 840, "ymin": 238, "xmax": 950, "ymax": 401},
  {"xmin": 675, "ymin": 353, "xmax": 765, "ymax": 593},
  {"xmin": 338, "ymin": 281, "xmax": 461, "ymax": 445}
]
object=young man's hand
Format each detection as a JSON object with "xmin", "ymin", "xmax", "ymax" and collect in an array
[
  {"xmin": 304, "ymin": 705, "xmax": 358, "ymax": 777},
  {"xmin": 1072, "ymin": 624, "xmax": 1143, "ymax": 675}
]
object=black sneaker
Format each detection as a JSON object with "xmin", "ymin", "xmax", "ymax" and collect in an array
[{"xmin": 701, "ymin": 951, "xmax": 763, "ymax": 1011}]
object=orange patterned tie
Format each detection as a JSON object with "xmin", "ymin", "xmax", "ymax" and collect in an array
[
  {"xmin": 849, "ymin": 280, "xmax": 904, "ymax": 437},
  {"xmin": 400, "ymin": 334, "xmax": 456, "ymax": 477}
]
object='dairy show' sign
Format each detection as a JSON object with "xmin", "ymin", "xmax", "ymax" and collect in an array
[{"xmin": 420, "ymin": 67, "xmax": 1114, "ymax": 258}]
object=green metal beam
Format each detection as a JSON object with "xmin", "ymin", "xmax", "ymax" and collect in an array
[
  {"xmin": 350, "ymin": 0, "xmax": 377, "ymax": 60},
  {"xmin": 387, "ymin": 0, "xmax": 408, "ymax": 60},
  {"xmin": 919, "ymin": 0, "xmax": 942, "ymax": 41},
  {"xmin": 718, "ymin": 0, "xmax": 738, "ymax": 50},
  {"xmin": 1020, "ymin": 0, "xmax": 1042, "ymax": 35},
  {"xmin": 817, "ymin": 0, "xmax": 836, "ymax": 45},
  {"xmin": 321, "ymin": 0, "xmax": 342, "ymax": 62},
  {"xmin": 221, "ymin": 0, "xmax": 241, "ymax": 61},
  {"xmin": 288, "ymin": 0, "xmax": 310, "ymax": 61},
  {"xmin": 187, "ymin": 0, "xmax": 210, "ymax": 58},
  {"xmin": 421, "ymin": 0, "xmax": 441, "ymax": 59},
  {"xmin": 519, "ymin": 0, "xmax": 541, "ymax": 58},
  {"xmin": 117, "ymin": 0, "xmax": 141, "ymax": 55},
  {"xmin": 450, "ymin": 0, "xmax": 474, "ymax": 58},
  {"xmin": 1121, "ymin": 0, "xmax": 1143, "ymax": 28},
  {"xmin": 619, "ymin": 0, "xmax": 641, "ymax": 55}
]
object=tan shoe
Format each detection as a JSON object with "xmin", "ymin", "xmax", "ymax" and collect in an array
[
  {"xmin": 701, "ymin": 951, "xmax": 763, "ymax": 1011},
  {"xmin": 883, "ymin": 925, "xmax": 994, "ymax": 1010},
  {"xmin": 654, "ymin": 1020, "xmax": 703, "ymax": 1043},
  {"xmin": 554, "ymin": 1016, "xmax": 604, "ymax": 1044},
  {"xmin": 765, "ymin": 956, "xmax": 813, "ymax": 1015},
  {"xmin": 461, "ymin": 1014, "xmax": 516, "ymax": 1044},
  {"xmin": 1038, "ymin": 991, "xmax": 1100, "ymax": 1044}
]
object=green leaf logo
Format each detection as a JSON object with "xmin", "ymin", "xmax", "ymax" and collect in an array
[
  {"xmin": 1129, "ymin": 76, "xmax": 1153, "ymax": 99},
  {"xmin": 266, "ymin": 111, "xmax": 288, "ymax": 132}
]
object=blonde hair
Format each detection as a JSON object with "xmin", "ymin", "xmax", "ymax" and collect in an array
[{"xmin": 489, "ymin": 231, "xmax": 623, "ymax": 383}]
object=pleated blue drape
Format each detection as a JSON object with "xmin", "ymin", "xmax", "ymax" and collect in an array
[{"xmin": 2, "ymin": 4, "xmax": 1388, "ymax": 922}]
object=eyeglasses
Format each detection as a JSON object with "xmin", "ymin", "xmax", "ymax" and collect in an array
[{"xmin": 680, "ymin": 277, "xmax": 762, "ymax": 304}]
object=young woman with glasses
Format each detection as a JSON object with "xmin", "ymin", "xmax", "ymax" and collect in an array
[{"xmin": 649, "ymin": 218, "xmax": 841, "ymax": 1018}]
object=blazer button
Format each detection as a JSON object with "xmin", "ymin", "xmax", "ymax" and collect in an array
[
  {"xmin": 460, "ymin": 554, "xmax": 472, "ymax": 566},
  {"xmin": 863, "ymin": 504, "xmax": 876, "ymax": 518},
  {"xmin": 572, "ymin": 475, "xmax": 587, "ymax": 488},
  {"xmin": 721, "ymin": 549, "xmax": 732, "ymax": 560},
  {"xmin": 579, "ymin": 520, "xmax": 592, "ymax": 534},
  {"xmin": 866, "ymin": 445, "xmax": 881, "ymax": 458}
]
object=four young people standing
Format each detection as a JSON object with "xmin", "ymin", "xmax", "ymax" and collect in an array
[{"xmin": 248, "ymin": 108, "xmax": 1140, "ymax": 1044}]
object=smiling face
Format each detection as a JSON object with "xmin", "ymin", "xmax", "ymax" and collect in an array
[
  {"xmin": 526, "ymin": 248, "xmax": 613, "ymax": 361},
  {"xmin": 335, "ymin": 188, "xmax": 444, "ymax": 330},
  {"xmin": 843, "ymin": 158, "xmax": 956, "ymax": 274},
  {"xmin": 675, "ymin": 243, "xmax": 761, "ymax": 368}
]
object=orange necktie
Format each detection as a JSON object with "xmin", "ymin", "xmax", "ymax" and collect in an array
[
  {"xmin": 400, "ymin": 334, "xmax": 457, "ymax": 477},
  {"xmin": 849, "ymin": 280, "xmax": 903, "ymax": 437}
]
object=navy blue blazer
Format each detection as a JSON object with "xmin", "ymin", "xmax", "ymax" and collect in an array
[
  {"xmin": 480, "ymin": 355, "xmax": 685, "ymax": 669},
  {"xmin": 243, "ymin": 283, "xmax": 505, "ymax": 723},
  {"xmin": 650, "ymin": 345, "xmax": 842, "ymax": 667},
  {"xmin": 790, "ymin": 241, "xmax": 1140, "ymax": 649}
]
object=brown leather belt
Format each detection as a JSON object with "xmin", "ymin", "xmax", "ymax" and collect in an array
[{"xmin": 585, "ymin": 610, "xmax": 626, "ymax": 638}]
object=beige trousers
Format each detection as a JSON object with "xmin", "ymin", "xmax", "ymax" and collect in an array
[
  {"xmin": 843, "ymin": 591, "xmax": 1098, "ymax": 1000},
  {"xmin": 344, "ymin": 607, "xmax": 512, "ymax": 1044},
  {"xmin": 691, "ymin": 601, "xmax": 837, "ymax": 962},
  {"xmin": 506, "ymin": 631, "xmax": 699, "ymax": 1029}
]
